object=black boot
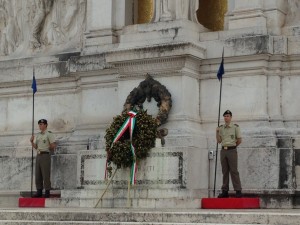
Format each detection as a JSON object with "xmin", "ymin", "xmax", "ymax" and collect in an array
[
  {"xmin": 218, "ymin": 190, "xmax": 229, "ymax": 198},
  {"xmin": 235, "ymin": 190, "xmax": 242, "ymax": 198},
  {"xmin": 33, "ymin": 189, "xmax": 42, "ymax": 198},
  {"xmin": 45, "ymin": 190, "xmax": 50, "ymax": 198}
]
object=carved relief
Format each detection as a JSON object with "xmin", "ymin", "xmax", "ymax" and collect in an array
[
  {"xmin": 0, "ymin": 0, "xmax": 21, "ymax": 55},
  {"xmin": 47, "ymin": 0, "xmax": 86, "ymax": 45},
  {"xmin": 0, "ymin": 0, "xmax": 86, "ymax": 56},
  {"xmin": 152, "ymin": 0, "xmax": 199, "ymax": 23},
  {"xmin": 30, "ymin": 0, "xmax": 54, "ymax": 48},
  {"xmin": 285, "ymin": 0, "xmax": 300, "ymax": 26}
]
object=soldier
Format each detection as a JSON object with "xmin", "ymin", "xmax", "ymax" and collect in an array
[
  {"xmin": 216, "ymin": 110, "xmax": 242, "ymax": 198},
  {"xmin": 30, "ymin": 119, "xmax": 56, "ymax": 198}
]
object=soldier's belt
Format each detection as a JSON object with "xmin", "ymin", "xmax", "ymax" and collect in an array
[
  {"xmin": 222, "ymin": 146, "xmax": 236, "ymax": 150},
  {"xmin": 37, "ymin": 151, "xmax": 50, "ymax": 155}
]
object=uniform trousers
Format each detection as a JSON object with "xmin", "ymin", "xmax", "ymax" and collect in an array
[
  {"xmin": 35, "ymin": 153, "xmax": 51, "ymax": 190},
  {"xmin": 220, "ymin": 148, "xmax": 242, "ymax": 191}
]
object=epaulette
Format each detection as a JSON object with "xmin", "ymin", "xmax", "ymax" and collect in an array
[
  {"xmin": 234, "ymin": 124, "xmax": 239, "ymax": 127},
  {"xmin": 219, "ymin": 125, "xmax": 224, "ymax": 127}
]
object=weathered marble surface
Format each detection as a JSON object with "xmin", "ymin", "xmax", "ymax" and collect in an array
[
  {"xmin": 77, "ymin": 147, "xmax": 207, "ymax": 191},
  {"xmin": 0, "ymin": 0, "xmax": 86, "ymax": 57}
]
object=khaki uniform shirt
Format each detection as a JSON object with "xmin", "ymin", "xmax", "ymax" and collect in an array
[
  {"xmin": 219, "ymin": 122, "xmax": 241, "ymax": 147},
  {"xmin": 34, "ymin": 129, "xmax": 55, "ymax": 152}
]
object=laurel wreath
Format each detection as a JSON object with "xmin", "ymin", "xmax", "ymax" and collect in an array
[
  {"xmin": 105, "ymin": 76, "xmax": 172, "ymax": 177},
  {"xmin": 105, "ymin": 109, "xmax": 157, "ymax": 171}
]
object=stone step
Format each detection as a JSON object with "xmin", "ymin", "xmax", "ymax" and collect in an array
[
  {"xmin": 0, "ymin": 221, "xmax": 268, "ymax": 225},
  {"xmin": 45, "ymin": 197, "xmax": 201, "ymax": 208},
  {"xmin": 49, "ymin": 188, "xmax": 204, "ymax": 209},
  {"xmin": 0, "ymin": 209, "xmax": 299, "ymax": 224},
  {"xmin": 0, "ymin": 191, "xmax": 20, "ymax": 208},
  {"xmin": 60, "ymin": 189, "xmax": 204, "ymax": 199}
]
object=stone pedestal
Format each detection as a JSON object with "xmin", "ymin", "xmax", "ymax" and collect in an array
[
  {"xmin": 228, "ymin": 0, "xmax": 267, "ymax": 30},
  {"xmin": 120, "ymin": 20, "xmax": 208, "ymax": 48},
  {"xmin": 227, "ymin": 0, "xmax": 286, "ymax": 35},
  {"xmin": 84, "ymin": 0, "xmax": 133, "ymax": 54},
  {"xmin": 66, "ymin": 147, "xmax": 206, "ymax": 208}
]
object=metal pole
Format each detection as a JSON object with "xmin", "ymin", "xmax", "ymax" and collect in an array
[
  {"xmin": 31, "ymin": 87, "xmax": 35, "ymax": 197},
  {"xmin": 213, "ymin": 78, "xmax": 223, "ymax": 197},
  {"xmin": 31, "ymin": 68, "xmax": 36, "ymax": 198}
]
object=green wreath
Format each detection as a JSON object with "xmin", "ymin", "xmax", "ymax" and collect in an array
[{"xmin": 105, "ymin": 109, "xmax": 157, "ymax": 171}]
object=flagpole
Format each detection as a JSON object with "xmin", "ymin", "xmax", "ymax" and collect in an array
[
  {"xmin": 213, "ymin": 49, "xmax": 224, "ymax": 197},
  {"xmin": 31, "ymin": 88, "xmax": 34, "ymax": 197},
  {"xmin": 31, "ymin": 68, "xmax": 36, "ymax": 197},
  {"xmin": 213, "ymin": 78, "xmax": 223, "ymax": 197}
]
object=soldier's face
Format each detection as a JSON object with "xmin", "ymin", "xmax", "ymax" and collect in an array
[
  {"xmin": 38, "ymin": 123, "xmax": 47, "ymax": 131},
  {"xmin": 223, "ymin": 114, "xmax": 232, "ymax": 123}
]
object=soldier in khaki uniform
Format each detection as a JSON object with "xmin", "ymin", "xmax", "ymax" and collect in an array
[
  {"xmin": 30, "ymin": 119, "xmax": 56, "ymax": 198},
  {"xmin": 216, "ymin": 110, "xmax": 242, "ymax": 198}
]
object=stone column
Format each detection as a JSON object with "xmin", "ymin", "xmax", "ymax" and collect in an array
[
  {"xmin": 228, "ymin": 0, "xmax": 267, "ymax": 30},
  {"xmin": 84, "ymin": 0, "xmax": 133, "ymax": 53}
]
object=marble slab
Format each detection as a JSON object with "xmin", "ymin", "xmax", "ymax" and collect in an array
[{"xmin": 77, "ymin": 148, "xmax": 188, "ymax": 189}]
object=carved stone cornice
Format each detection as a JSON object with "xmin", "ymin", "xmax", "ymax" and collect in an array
[
  {"xmin": 114, "ymin": 56, "xmax": 201, "ymax": 80},
  {"xmin": 106, "ymin": 41, "xmax": 206, "ymax": 63},
  {"xmin": 105, "ymin": 41, "xmax": 205, "ymax": 80},
  {"xmin": 116, "ymin": 57, "xmax": 185, "ymax": 75}
]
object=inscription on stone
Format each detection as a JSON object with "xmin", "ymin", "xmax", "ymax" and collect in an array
[
  {"xmin": 78, "ymin": 150, "xmax": 184, "ymax": 187},
  {"xmin": 79, "ymin": 152, "xmax": 106, "ymax": 186},
  {"xmin": 84, "ymin": 158, "xmax": 106, "ymax": 180}
]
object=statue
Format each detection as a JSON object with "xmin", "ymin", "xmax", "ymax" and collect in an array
[
  {"xmin": 152, "ymin": 0, "xmax": 199, "ymax": 23},
  {"xmin": 152, "ymin": 0, "xmax": 171, "ymax": 22},
  {"xmin": 46, "ymin": 0, "xmax": 86, "ymax": 46},
  {"xmin": 0, "ymin": 0, "xmax": 20, "ymax": 55},
  {"xmin": 170, "ymin": 0, "xmax": 199, "ymax": 22},
  {"xmin": 30, "ymin": 0, "xmax": 54, "ymax": 48},
  {"xmin": 62, "ymin": 0, "xmax": 80, "ymax": 31},
  {"xmin": 285, "ymin": 0, "xmax": 300, "ymax": 26}
]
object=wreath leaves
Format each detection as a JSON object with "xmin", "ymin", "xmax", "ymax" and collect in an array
[{"xmin": 105, "ymin": 109, "xmax": 157, "ymax": 169}]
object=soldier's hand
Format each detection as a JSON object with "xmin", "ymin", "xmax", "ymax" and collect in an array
[
  {"xmin": 30, "ymin": 136, "xmax": 34, "ymax": 143},
  {"xmin": 216, "ymin": 127, "xmax": 220, "ymax": 132}
]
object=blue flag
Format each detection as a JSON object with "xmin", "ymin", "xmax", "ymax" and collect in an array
[
  {"xmin": 31, "ymin": 75, "xmax": 37, "ymax": 94},
  {"xmin": 217, "ymin": 50, "xmax": 224, "ymax": 81}
]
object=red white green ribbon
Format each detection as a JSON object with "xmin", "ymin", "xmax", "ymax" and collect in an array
[{"xmin": 105, "ymin": 111, "xmax": 138, "ymax": 185}]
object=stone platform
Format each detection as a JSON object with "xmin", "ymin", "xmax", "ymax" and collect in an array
[
  {"xmin": 0, "ymin": 208, "xmax": 299, "ymax": 225},
  {"xmin": 9, "ymin": 189, "xmax": 300, "ymax": 209}
]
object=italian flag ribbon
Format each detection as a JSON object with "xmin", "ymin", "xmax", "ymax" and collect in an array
[{"xmin": 105, "ymin": 111, "xmax": 138, "ymax": 185}]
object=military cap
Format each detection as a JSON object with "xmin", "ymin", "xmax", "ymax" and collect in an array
[
  {"xmin": 223, "ymin": 110, "xmax": 232, "ymax": 116},
  {"xmin": 38, "ymin": 119, "xmax": 48, "ymax": 124}
]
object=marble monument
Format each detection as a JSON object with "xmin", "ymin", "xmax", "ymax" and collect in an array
[{"xmin": 0, "ymin": 0, "xmax": 299, "ymax": 208}]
